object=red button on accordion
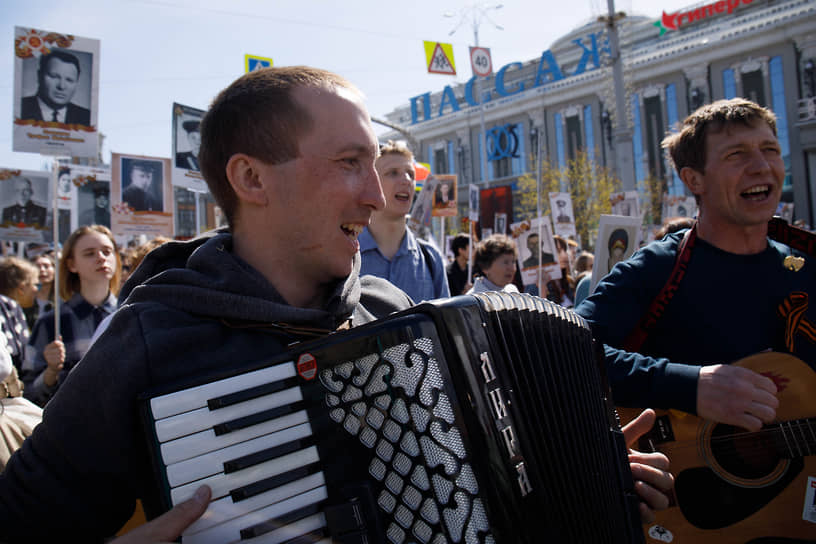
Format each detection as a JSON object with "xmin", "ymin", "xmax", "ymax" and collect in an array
[{"xmin": 140, "ymin": 292, "xmax": 644, "ymax": 543}]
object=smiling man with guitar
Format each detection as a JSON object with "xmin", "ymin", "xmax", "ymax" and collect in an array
[{"xmin": 576, "ymin": 98, "xmax": 816, "ymax": 542}]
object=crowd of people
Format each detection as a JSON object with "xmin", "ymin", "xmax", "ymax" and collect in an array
[
  {"xmin": 0, "ymin": 64, "xmax": 807, "ymax": 543},
  {"xmin": 0, "ymin": 231, "xmax": 172, "ymax": 468}
]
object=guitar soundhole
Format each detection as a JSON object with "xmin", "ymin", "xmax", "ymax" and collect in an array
[{"xmin": 710, "ymin": 424, "xmax": 779, "ymax": 479}]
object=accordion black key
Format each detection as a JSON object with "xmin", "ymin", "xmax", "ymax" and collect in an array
[{"xmin": 140, "ymin": 292, "xmax": 644, "ymax": 543}]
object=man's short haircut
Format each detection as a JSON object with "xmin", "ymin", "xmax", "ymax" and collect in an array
[
  {"xmin": 39, "ymin": 49, "xmax": 81, "ymax": 78},
  {"xmin": 0, "ymin": 257, "xmax": 38, "ymax": 298},
  {"xmin": 662, "ymin": 98, "xmax": 777, "ymax": 176},
  {"xmin": 129, "ymin": 160, "xmax": 154, "ymax": 176},
  {"xmin": 475, "ymin": 234, "xmax": 517, "ymax": 271},
  {"xmin": 378, "ymin": 140, "xmax": 414, "ymax": 161},
  {"xmin": 450, "ymin": 233, "xmax": 470, "ymax": 255},
  {"xmin": 199, "ymin": 66, "xmax": 361, "ymax": 228},
  {"xmin": 15, "ymin": 177, "xmax": 33, "ymax": 190}
]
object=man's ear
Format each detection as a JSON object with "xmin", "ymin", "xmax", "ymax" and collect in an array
[
  {"xmin": 225, "ymin": 154, "xmax": 269, "ymax": 206},
  {"xmin": 680, "ymin": 166, "xmax": 704, "ymax": 197}
]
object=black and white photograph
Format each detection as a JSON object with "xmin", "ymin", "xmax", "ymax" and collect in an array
[
  {"xmin": 512, "ymin": 216, "xmax": 561, "ymax": 287},
  {"xmin": 590, "ymin": 214, "xmax": 642, "ymax": 293},
  {"xmin": 111, "ymin": 153, "xmax": 174, "ymax": 240},
  {"xmin": 610, "ymin": 191, "xmax": 641, "ymax": 217},
  {"xmin": 662, "ymin": 194, "xmax": 697, "ymax": 222},
  {"xmin": 18, "ymin": 49, "xmax": 92, "ymax": 125},
  {"xmin": 13, "ymin": 27, "xmax": 100, "ymax": 157},
  {"xmin": 493, "ymin": 212, "xmax": 506, "ymax": 234},
  {"xmin": 549, "ymin": 191, "xmax": 577, "ymax": 239},
  {"xmin": 468, "ymin": 183, "xmax": 479, "ymax": 222},
  {"xmin": 0, "ymin": 168, "xmax": 51, "ymax": 243},
  {"xmin": 172, "ymin": 102, "xmax": 207, "ymax": 192},
  {"xmin": 121, "ymin": 157, "xmax": 164, "ymax": 212},
  {"xmin": 56, "ymin": 165, "xmax": 73, "ymax": 209},
  {"xmin": 70, "ymin": 165, "xmax": 111, "ymax": 230}
]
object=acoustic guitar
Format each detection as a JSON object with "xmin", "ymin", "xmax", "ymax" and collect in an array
[{"xmin": 619, "ymin": 352, "xmax": 816, "ymax": 543}]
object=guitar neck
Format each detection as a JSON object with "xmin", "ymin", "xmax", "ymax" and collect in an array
[{"xmin": 769, "ymin": 417, "xmax": 816, "ymax": 458}]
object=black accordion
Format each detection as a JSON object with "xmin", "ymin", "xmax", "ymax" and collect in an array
[{"xmin": 140, "ymin": 293, "xmax": 644, "ymax": 543}]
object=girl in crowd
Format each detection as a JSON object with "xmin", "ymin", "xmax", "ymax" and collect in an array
[
  {"xmin": 546, "ymin": 235, "xmax": 575, "ymax": 308},
  {"xmin": 24, "ymin": 251, "xmax": 56, "ymax": 330},
  {"xmin": 468, "ymin": 234, "xmax": 520, "ymax": 294},
  {"xmin": 572, "ymin": 250, "xmax": 595, "ymax": 307},
  {"xmin": 22, "ymin": 226, "xmax": 121, "ymax": 406}
]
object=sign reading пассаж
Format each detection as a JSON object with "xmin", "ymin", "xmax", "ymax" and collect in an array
[
  {"xmin": 408, "ymin": 0, "xmax": 756, "ymax": 125},
  {"xmin": 408, "ymin": 33, "xmax": 606, "ymax": 124}
]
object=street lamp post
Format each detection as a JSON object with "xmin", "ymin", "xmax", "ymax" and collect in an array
[
  {"xmin": 445, "ymin": 3, "xmax": 503, "ymax": 283},
  {"xmin": 602, "ymin": 0, "xmax": 636, "ymax": 190},
  {"xmin": 445, "ymin": 3, "xmax": 503, "ymax": 192}
]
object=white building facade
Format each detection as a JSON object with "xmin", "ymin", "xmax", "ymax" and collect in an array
[{"xmin": 383, "ymin": 0, "xmax": 816, "ymax": 231}]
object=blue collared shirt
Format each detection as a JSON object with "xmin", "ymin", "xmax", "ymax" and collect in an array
[{"xmin": 359, "ymin": 227, "xmax": 450, "ymax": 303}]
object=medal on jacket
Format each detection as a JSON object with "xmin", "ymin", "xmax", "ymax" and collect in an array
[{"xmin": 783, "ymin": 255, "xmax": 805, "ymax": 272}]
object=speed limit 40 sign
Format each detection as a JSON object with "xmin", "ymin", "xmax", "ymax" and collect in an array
[{"xmin": 469, "ymin": 46, "xmax": 493, "ymax": 77}]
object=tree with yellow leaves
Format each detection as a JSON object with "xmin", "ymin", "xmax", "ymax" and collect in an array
[{"xmin": 515, "ymin": 151, "xmax": 622, "ymax": 252}]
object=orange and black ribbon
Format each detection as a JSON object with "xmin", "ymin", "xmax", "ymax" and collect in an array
[{"xmin": 778, "ymin": 292, "xmax": 816, "ymax": 353}]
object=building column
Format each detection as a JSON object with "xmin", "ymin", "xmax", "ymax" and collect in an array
[{"xmin": 456, "ymin": 128, "xmax": 471, "ymax": 187}]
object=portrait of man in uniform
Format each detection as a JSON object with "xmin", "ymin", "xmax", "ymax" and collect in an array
[
  {"xmin": 121, "ymin": 159, "xmax": 163, "ymax": 212},
  {"xmin": 2, "ymin": 176, "xmax": 47, "ymax": 227},
  {"xmin": 175, "ymin": 120, "xmax": 201, "ymax": 171}
]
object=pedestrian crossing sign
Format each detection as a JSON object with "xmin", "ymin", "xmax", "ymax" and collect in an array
[
  {"xmin": 423, "ymin": 41, "xmax": 456, "ymax": 75},
  {"xmin": 244, "ymin": 54, "xmax": 274, "ymax": 73}
]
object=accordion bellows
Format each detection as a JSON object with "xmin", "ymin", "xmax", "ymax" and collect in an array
[{"xmin": 141, "ymin": 293, "xmax": 644, "ymax": 543}]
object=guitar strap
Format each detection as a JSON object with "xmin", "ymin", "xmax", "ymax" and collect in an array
[
  {"xmin": 621, "ymin": 217, "xmax": 816, "ymax": 353},
  {"xmin": 767, "ymin": 216, "xmax": 816, "ymax": 256},
  {"xmin": 622, "ymin": 223, "xmax": 697, "ymax": 352}
]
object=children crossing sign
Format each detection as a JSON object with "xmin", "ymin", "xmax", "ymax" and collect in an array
[
  {"xmin": 244, "ymin": 54, "xmax": 274, "ymax": 73},
  {"xmin": 423, "ymin": 41, "xmax": 456, "ymax": 75}
]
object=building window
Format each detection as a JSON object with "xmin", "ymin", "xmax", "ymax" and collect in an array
[
  {"xmin": 566, "ymin": 114, "xmax": 582, "ymax": 161},
  {"xmin": 741, "ymin": 69, "xmax": 766, "ymax": 107},
  {"xmin": 434, "ymin": 147, "xmax": 449, "ymax": 174},
  {"xmin": 643, "ymin": 94, "xmax": 666, "ymax": 180},
  {"xmin": 584, "ymin": 104, "xmax": 595, "ymax": 163},
  {"xmin": 665, "ymin": 84, "xmax": 683, "ymax": 195},
  {"xmin": 554, "ymin": 112, "xmax": 565, "ymax": 170},
  {"xmin": 478, "ymin": 136, "xmax": 486, "ymax": 182},
  {"xmin": 493, "ymin": 155, "xmax": 512, "ymax": 179},
  {"xmin": 723, "ymin": 68, "xmax": 736, "ymax": 99},
  {"xmin": 769, "ymin": 56, "xmax": 791, "ymax": 189},
  {"xmin": 174, "ymin": 187, "xmax": 196, "ymax": 239},
  {"xmin": 511, "ymin": 122, "xmax": 526, "ymax": 176},
  {"xmin": 632, "ymin": 93, "xmax": 645, "ymax": 184}
]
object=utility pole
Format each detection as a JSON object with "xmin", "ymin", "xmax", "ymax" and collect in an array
[
  {"xmin": 603, "ymin": 0, "xmax": 636, "ymax": 190},
  {"xmin": 445, "ymin": 3, "xmax": 503, "ymax": 191}
]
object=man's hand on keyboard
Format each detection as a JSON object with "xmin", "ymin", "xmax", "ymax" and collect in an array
[{"xmin": 112, "ymin": 485, "xmax": 211, "ymax": 543}]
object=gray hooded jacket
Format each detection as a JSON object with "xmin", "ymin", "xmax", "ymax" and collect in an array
[{"xmin": 0, "ymin": 230, "xmax": 411, "ymax": 541}]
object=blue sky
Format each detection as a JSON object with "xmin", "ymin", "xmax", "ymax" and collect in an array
[{"xmin": 1, "ymin": 0, "xmax": 692, "ymax": 172}]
